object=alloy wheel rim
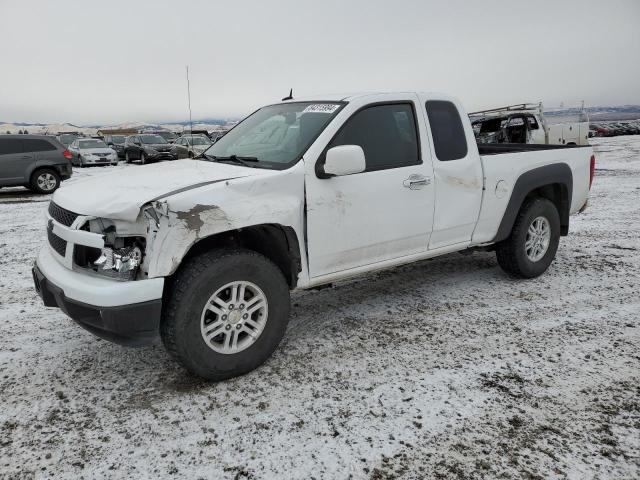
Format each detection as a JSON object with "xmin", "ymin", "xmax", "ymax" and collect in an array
[
  {"xmin": 200, "ymin": 281, "xmax": 268, "ymax": 354},
  {"xmin": 37, "ymin": 173, "xmax": 56, "ymax": 191},
  {"xmin": 525, "ymin": 216, "xmax": 551, "ymax": 262}
]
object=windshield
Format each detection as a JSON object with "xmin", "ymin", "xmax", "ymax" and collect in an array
[
  {"xmin": 189, "ymin": 137, "xmax": 211, "ymax": 145},
  {"xmin": 479, "ymin": 117, "xmax": 509, "ymax": 134},
  {"xmin": 79, "ymin": 139, "xmax": 108, "ymax": 149},
  {"xmin": 140, "ymin": 134, "xmax": 166, "ymax": 144},
  {"xmin": 204, "ymin": 101, "xmax": 344, "ymax": 168},
  {"xmin": 157, "ymin": 132, "xmax": 177, "ymax": 141},
  {"xmin": 111, "ymin": 135, "xmax": 126, "ymax": 144},
  {"xmin": 59, "ymin": 134, "xmax": 78, "ymax": 146}
]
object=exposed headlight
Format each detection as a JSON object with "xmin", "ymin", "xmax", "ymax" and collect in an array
[{"xmin": 94, "ymin": 246, "xmax": 142, "ymax": 280}]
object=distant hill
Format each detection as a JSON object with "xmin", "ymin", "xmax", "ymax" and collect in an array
[
  {"xmin": 545, "ymin": 105, "xmax": 640, "ymax": 121},
  {"xmin": 1, "ymin": 118, "xmax": 238, "ymax": 135},
  {"xmin": 3, "ymin": 105, "xmax": 639, "ymax": 134}
]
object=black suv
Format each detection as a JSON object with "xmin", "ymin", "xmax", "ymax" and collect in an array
[
  {"xmin": 123, "ymin": 134, "xmax": 177, "ymax": 164},
  {"xmin": 0, "ymin": 135, "xmax": 73, "ymax": 193},
  {"xmin": 104, "ymin": 134, "xmax": 127, "ymax": 158}
]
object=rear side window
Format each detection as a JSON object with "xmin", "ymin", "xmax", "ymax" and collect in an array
[
  {"xmin": 425, "ymin": 100, "xmax": 468, "ymax": 161},
  {"xmin": 0, "ymin": 139, "xmax": 23, "ymax": 155},
  {"xmin": 23, "ymin": 139, "xmax": 57, "ymax": 152},
  {"xmin": 329, "ymin": 103, "xmax": 420, "ymax": 171}
]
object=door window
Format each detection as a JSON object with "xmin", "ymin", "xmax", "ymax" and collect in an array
[
  {"xmin": 425, "ymin": 101, "xmax": 468, "ymax": 161},
  {"xmin": 328, "ymin": 103, "xmax": 420, "ymax": 171},
  {"xmin": 526, "ymin": 115, "xmax": 539, "ymax": 129},
  {"xmin": 23, "ymin": 139, "xmax": 57, "ymax": 152},
  {"xmin": 0, "ymin": 139, "xmax": 23, "ymax": 155}
]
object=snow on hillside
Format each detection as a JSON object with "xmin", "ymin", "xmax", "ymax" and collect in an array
[
  {"xmin": 1, "ymin": 120, "xmax": 235, "ymax": 136},
  {"xmin": 0, "ymin": 122, "xmax": 97, "ymax": 135}
]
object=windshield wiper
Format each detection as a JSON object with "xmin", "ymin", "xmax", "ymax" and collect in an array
[{"xmin": 209, "ymin": 154, "xmax": 259, "ymax": 168}]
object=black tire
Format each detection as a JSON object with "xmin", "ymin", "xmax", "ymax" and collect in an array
[
  {"xmin": 495, "ymin": 198, "xmax": 560, "ymax": 279},
  {"xmin": 161, "ymin": 248, "xmax": 290, "ymax": 381},
  {"xmin": 79, "ymin": 156, "xmax": 86, "ymax": 167},
  {"xmin": 30, "ymin": 168, "xmax": 61, "ymax": 194},
  {"xmin": 140, "ymin": 152, "xmax": 147, "ymax": 165},
  {"xmin": 125, "ymin": 151, "xmax": 131, "ymax": 163}
]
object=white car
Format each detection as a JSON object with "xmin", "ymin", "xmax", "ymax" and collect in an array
[
  {"xmin": 68, "ymin": 138, "xmax": 118, "ymax": 167},
  {"xmin": 34, "ymin": 91, "xmax": 595, "ymax": 381}
]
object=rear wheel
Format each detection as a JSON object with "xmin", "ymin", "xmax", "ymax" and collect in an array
[
  {"xmin": 30, "ymin": 169, "xmax": 60, "ymax": 194},
  {"xmin": 495, "ymin": 198, "xmax": 560, "ymax": 278},
  {"xmin": 161, "ymin": 248, "xmax": 290, "ymax": 381}
]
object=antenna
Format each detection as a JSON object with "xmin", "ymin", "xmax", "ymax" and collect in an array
[
  {"xmin": 282, "ymin": 88, "xmax": 293, "ymax": 101},
  {"xmin": 186, "ymin": 65, "xmax": 193, "ymax": 138}
]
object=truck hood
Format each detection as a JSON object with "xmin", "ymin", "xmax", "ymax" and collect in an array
[{"xmin": 53, "ymin": 159, "xmax": 265, "ymax": 221}]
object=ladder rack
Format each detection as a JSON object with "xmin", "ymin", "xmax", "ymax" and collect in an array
[{"xmin": 469, "ymin": 102, "xmax": 542, "ymax": 116}]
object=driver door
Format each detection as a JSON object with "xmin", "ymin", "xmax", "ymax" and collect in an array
[{"xmin": 305, "ymin": 96, "xmax": 435, "ymax": 278}]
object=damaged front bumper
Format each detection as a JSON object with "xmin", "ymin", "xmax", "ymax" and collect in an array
[{"xmin": 33, "ymin": 247, "xmax": 164, "ymax": 346}]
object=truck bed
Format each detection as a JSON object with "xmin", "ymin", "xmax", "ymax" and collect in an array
[{"xmin": 477, "ymin": 142, "xmax": 588, "ymax": 156}]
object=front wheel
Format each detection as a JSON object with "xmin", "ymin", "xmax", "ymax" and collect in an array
[
  {"xmin": 139, "ymin": 152, "xmax": 147, "ymax": 165},
  {"xmin": 161, "ymin": 248, "xmax": 290, "ymax": 381},
  {"xmin": 496, "ymin": 198, "xmax": 560, "ymax": 278},
  {"xmin": 125, "ymin": 151, "xmax": 131, "ymax": 163}
]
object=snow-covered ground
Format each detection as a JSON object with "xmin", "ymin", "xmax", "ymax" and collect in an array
[{"xmin": 0, "ymin": 137, "xmax": 638, "ymax": 479}]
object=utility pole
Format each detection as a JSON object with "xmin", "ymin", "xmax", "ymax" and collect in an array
[{"xmin": 186, "ymin": 65, "xmax": 193, "ymax": 138}]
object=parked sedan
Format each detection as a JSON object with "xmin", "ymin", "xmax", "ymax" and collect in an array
[
  {"xmin": 123, "ymin": 134, "xmax": 177, "ymax": 164},
  {"xmin": 104, "ymin": 134, "xmax": 127, "ymax": 158},
  {"xmin": 68, "ymin": 138, "xmax": 118, "ymax": 167},
  {"xmin": 170, "ymin": 135, "xmax": 213, "ymax": 158},
  {"xmin": 56, "ymin": 133, "xmax": 80, "ymax": 148}
]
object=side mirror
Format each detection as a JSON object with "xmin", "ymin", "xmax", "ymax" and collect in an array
[{"xmin": 323, "ymin": 145, "xmax": 366, "ymax": 177}]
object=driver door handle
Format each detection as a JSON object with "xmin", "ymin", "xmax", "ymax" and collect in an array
[{"xmin": 403, "ymin": 174, "xmax": 431, "ymax": 190}]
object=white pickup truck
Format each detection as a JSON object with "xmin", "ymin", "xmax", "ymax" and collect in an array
[{"xmin": 33, "ymin": 92, "xmax": 596, "ymax": 380}]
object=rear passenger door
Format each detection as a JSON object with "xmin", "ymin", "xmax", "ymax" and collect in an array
[
  {"xmin": 0, "ymin": 138, "xmax": 33, "ymax": 184},
  {"xmin": 420, "ymin": 97, "xmax": 483, "ymax": 249},
  {"xmin": 23, "ymin": 138, "xmax": 59, "ymax": 170}
]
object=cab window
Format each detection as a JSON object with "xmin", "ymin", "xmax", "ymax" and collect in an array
[
  {"xmin": 425, "ymin": 100, "xmax": 468, "ymax": 161},
  {"xmin": 328, "ymin": 103, "xmax": 420, "ymax": 171}
]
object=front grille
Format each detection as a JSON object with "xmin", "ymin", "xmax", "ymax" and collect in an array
[
  {"xmin": 48, "ymin": 201, "xmax": 79, "ymax": 227},
  {"xmin": 48, "ymin": 228, "xmax": 67, "ymax": 257}
]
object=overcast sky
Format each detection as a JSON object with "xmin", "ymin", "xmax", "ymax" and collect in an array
[{"xmin": 1, "ymin": 0, "xmax": 638, "ymax": 125}]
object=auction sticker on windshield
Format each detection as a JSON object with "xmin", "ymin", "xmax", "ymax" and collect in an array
[{"xmin": 302, "ymin": 104, "xmax": 341, "ymax": 114}]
